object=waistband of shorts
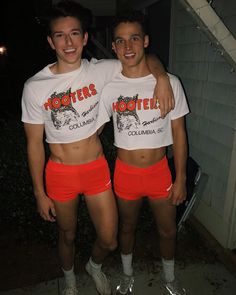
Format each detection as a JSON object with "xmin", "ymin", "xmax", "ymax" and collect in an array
[
  {"xmin": 46, "ymin": 155, "xmax": 107, "ymax": 172},
  {"xmin": 115, "ymin": 156, "xmax": 168, "ymax": 174}
]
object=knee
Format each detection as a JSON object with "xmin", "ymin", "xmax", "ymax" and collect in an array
[
  {"xmin": 120, "ymin": 222, "xmax": 136, "ymax": 235},
  {"xmin": 107, "ymin": 239, "xmax": 117, "ymax": 251},
  {"xmin": 60, "ymin": 229, "xmax": 76, "ymax": 246},
  {"xmin": 99, "ymin": 235, "xmax": 117, "ymax": 252},
  {"xmin": 159, "ymin": 226, "xmax": 177, "ymax": 240}
]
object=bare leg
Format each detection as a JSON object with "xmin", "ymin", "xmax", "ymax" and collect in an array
[
  {"xmin": 148, "ymin": 197, "xmax": 176, "ymax": 260},
  {"xmin": 117, "ymin": 198, "xmax": 142, "ymax": 254},
  {"xmin": 116, "ymin": 198, "xmax": 142, "ymax": 294},
  {"xmin": 53, "ymin": 196, "xmax": 79, "ymax": 270},
  {"xmin": 85, "ymin": 189, "xmax": 117, "ymax": 295},
  {"xmin": 85, "ymin": 188, "xmax": 118, "ymax": 264}
]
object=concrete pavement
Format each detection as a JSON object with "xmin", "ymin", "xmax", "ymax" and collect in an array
[{"xmin": 1, "ymin": 259, "xmax": 236, "ymax": 295}]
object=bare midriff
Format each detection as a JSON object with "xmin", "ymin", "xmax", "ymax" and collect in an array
[
  {"xmin": 49, "ymin": 133, "xmax": 103, "ymax": 165},
  {"xmin": 117, "ymin": 147, "xmax": 166, "ymax": 168}
]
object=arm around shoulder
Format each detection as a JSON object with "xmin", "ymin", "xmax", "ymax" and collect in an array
[{"xmin": 146, "ymin": 54, "xmax": 175, "ymax": 117}]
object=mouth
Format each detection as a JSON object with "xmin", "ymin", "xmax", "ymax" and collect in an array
[
  {"xmin": 64, "ymin": 48, "xmax": 76, "ymax": 54},
  {"xmin": 124, "ymin": 53, "xmax": 135, "ymax": 59}
]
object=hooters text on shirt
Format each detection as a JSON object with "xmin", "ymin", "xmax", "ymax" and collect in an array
[{"xmin": 112, "ymin": 97, "xmax": 160, "ymax": 112}]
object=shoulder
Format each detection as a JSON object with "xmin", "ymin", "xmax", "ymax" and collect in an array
[
  {"xmin": 167, "ymin": 73, "xmax": 180, "ymax": 85},
  {"xmin": 89, "ymin": 58, "xmax": 121, "ymax": 70},
  {"xmin": 24, "ymin": 65, "xmax": 51, "ymax": 86},
  {"xmin": 167, "ymin": 73, "xmax": 185, "ymax": 93}
]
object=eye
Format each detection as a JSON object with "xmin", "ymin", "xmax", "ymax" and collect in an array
[
  {"xmin": 131, "ymin": 36, "xmax": 141, "ymax": 42},
  {"xmin": 71, "ymin": 30, "xmax": 81, "ymax": 37},
  {"xmin": 115, "ymin": 39, "xmax": 124, "ymax": 45},
  {"xmin": 53, "ymin": 32, "xmax": 64, "ymax": 38}
]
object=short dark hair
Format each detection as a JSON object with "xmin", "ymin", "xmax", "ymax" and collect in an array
[
  {"xmin": 40, "ymin": 0, "xmax": 93, "ymax": 36},
  {"xmin": 112, "ymin": 10, "xmax": 147, "ymax": 40}
]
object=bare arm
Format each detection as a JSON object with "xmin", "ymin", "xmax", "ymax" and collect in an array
[
  {"xmin": 169, "ymin": 117, "xmax": 188, "ymax": 205},
  {"xmin": 146, "ymin": 54, "xmax": 175, "ymax": 118},
  {"xmin": 24, "ymin": 123, "xmax": 56, "ymax": 222}
]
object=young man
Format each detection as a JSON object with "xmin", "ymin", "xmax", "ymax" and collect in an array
[
  {"xmin": 21, "ymin": 1, "xmax": 174, "ymax": 295},
  {"xmin": 97, "ymin": 11, "xmax": 189, "ymax": 295}
]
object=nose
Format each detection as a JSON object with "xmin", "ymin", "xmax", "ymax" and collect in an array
[
  {"xmin": 124, "ymin": 40, "xmax": 131, "ymax": 49},
  {"xmin": 65, "ymin": 34, "xmax": 72, "ymax": 44}
]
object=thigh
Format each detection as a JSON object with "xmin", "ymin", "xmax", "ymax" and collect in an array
[
  {"xmin": 146, "ymin": 158, "xmax": 172, "ymax": 199},
  {"xmin": 45, "ymin": 160, "xmax": 81, "ymax": 202},
  {"xmin": 81, "ymin": 156, "xmax": 112, "ymax": 196},
  {"xmin": 114, "ymin": 159, "xmax": 144, "ymax": 200},
  {"xmin": 85, "ymin": 189, "xmax": 118, "ymax": 239},
  {"xmin": 53, "ymin": 197, "xmax": 79, "ymax": 232},
  {"xmin": 118, "ymin": 198, "xmax": 143, "ymax": 226},
  {"xmin": 148, "ymin": 198, "xmax": 176, "ymax": 231}
]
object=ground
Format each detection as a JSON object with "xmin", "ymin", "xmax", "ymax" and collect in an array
[
  {"xmin": 0, "ymin": 115, "xmax": 233, "ymax": 292},
  {"xmin": 0, "ymin": 199, "xmax": 218, "ymax": 291}
]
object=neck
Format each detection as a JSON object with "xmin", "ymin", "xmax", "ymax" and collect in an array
[
  {"xmin": 50, "ymin": 59, "xmax": 82, "ymax": 74},
  {"xmin": 121, "ymin": 58, "xmax": 150, "ymax": 78}
]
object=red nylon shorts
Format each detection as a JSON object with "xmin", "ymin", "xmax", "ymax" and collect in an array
[
  {"xmin": 45, "ymin": 156, "xmax": 111, "ymax": 202},
  {"xmin": 114, "ymin": 156, "xmax": 172, "ymax": 200}
]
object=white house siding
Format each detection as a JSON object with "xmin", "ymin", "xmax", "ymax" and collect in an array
[{"xmin": 170, "ymin": 0, "xmax": 236, "ymax": 248}]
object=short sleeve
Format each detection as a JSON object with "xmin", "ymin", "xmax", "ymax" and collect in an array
[
  {"xmin": 21, "ymin": 82, "xmax": 44, "ymax": 124},
  {"xmin": 96, "ymin": 87, "xmax": 113, "ymax": 130},
  {"xmin": 91, "ymin": 58, "xmax": 122, "ymax": 85},
  {"xmin": 169, "ymin": 75, "xmax": 190, "ymax": 120}
]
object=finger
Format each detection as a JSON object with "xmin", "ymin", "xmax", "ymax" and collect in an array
[
  {"xmin": 51, "ymin": 206, "xmax": 57, "ymax": 217},
  {"xmin": 160, "ymin": 104, "xmax": 166, "ymax": 119},
  {"xmin": 48, "ymin": 216, "xmax": 56, "ymax": 222},
  {"xmin": 153, "ymin": 97, "xmax": 158, "ymax": 106},
  {"xmin": 172, "ymin": 195, "xmax": 179, "ymax": 205},
  {"xmin": 41, "ymin": 213, "xmax": 48, "ymax": 221},
  {"xmin": 45, "ymin": 213, "xmax": 56, "ymax": 222},
  {"xmin": 168, "ymin": 190, "xmax": 173, "ymax": 201}
]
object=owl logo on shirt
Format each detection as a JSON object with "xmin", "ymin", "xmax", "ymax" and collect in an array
[
  {"xmin": 50, "ymin": 88, "xmax": 80, "ymax": 130},
  {"xmin": 116, "ymin": 94, "xmax": 140, "ymax": 132}
]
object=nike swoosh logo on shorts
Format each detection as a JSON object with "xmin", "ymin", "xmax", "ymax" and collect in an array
[
  {"xmin": 166, "ymin": 184, "xmax": 173, "ymax": 191},
  {"xmin": 105, "ymin": 180, "xmax": 111, "ymax": 186}
]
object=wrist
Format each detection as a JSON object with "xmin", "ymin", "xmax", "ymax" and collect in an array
[
  {"xmin": 158, "ymin": 72, "xmax": 169, "ymax": 80},
  {"xmin": 34, "ymin": 189, "xmax": 47, "ymax": 200},
  {"xmin": 175, "ymin": 176, "xmax": 186, "ymax": 184}
]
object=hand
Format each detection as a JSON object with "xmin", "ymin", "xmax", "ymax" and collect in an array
[
  {"xmin": 35, "ymin": 193, "xmax": 56, "ymax": 222},
  {"xmin": 154, "ymin": 74, "xmax": 175, "ymax": 118},
  {"xmin": 168, "ymin": 180, "xmax": 186, "ymax": 206}
]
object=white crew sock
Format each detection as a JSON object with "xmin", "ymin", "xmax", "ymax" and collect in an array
[
  {"xmin": 89, "ymin": 257, "xmax": 102, "ymax": 273},
  {"xmin": 62, "ymin": 265, "xmax": 76, "ymax": 287},
  {"xmin": 162, "ymin": 258, "xmax": 175, "ymax": 283},
  {"xmin": 121, "ymin": 253, "xmax": 133, "ymax": 276}
]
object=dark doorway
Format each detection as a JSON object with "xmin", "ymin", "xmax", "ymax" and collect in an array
[{"xmin": 146, "ymin": 0, "xmax": 171, "ymax": 69}]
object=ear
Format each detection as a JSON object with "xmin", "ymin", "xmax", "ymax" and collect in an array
[
  {"xmin": 83, "ymin": 32, "xmax": 88, "ymax": 46},
  {"xmin": 144, "ymin": 35, "xmax": 149, "ymax": 48},
  {"xmin": 112, "ymin": 42, "xmax": 117, "ymax": 53},
  {"xmin": 47, "ymin": 35, "xmax": 55, "ymax": 50}
]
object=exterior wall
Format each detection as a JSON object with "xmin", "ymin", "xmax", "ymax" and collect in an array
[{"xmin": 170, "ymin": 0, "xmax": 236, "ymax": 248}]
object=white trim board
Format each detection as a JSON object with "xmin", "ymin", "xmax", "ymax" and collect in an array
[{"xmin": 194, "ymin": 200, "xmax": 230, "ymax": 248}]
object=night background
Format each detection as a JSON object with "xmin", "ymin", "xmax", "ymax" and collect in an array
[
  {"xmin": 0, "ymin": 0, "xmax": 216, "ymax": 292},
  {"xmin": 0, "ymin": 0, "xmax": 55, "ymax": 117}
]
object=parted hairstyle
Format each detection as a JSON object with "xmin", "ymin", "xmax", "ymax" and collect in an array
[
  {"xmin": 112, "ymin": 10, "xmax": 148, "ymax": 40},
  {"xmin": 39, "ymin": 0, "xmax": 93, "ymax": 36}
]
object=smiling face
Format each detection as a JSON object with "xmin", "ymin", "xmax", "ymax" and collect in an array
[
  {"xmin": 47, "ymin": 16, "xmax": 88, "ymax": 72},
  {"xmin": 112, "ymin": 21, "xmax": 149, "ymax": 73}
]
